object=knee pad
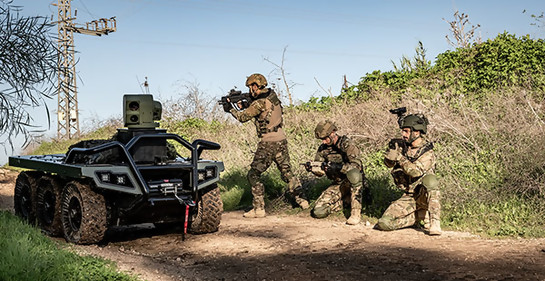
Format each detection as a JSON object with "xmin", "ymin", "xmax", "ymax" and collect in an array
[
  {"xmin": 346, "ymin": 168, "xmax": 362, "ymax": 185},
  {"xmin": 312, "ymin": 205, "xmax": 331, "ymax": 219},
  {"xmin": 422, "ymin": 174, "xmax": 439, "ymax": 190},
  {"xmin": 377, "ymin": 216, "xmax": 395, "ymax": 231}
]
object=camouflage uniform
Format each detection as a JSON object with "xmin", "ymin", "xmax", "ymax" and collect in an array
[
  {"xmin": 377, "ymin": 136, "xmax": 440, "ymax": 232},
  {"xmin": 229, "ymin": 88, "xmax": 306, "ymax": 213},
  {"xmin": 312, "ymin": 135, "xmax": 365, "ymax": 222}
]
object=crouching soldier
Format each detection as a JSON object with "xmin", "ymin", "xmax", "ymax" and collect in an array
[{"xmin": 305, "ymin": 120, "xmax": 369, "ymax": 225}]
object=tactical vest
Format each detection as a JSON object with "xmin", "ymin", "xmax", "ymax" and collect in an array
[
  {"xmin": 392, "ymin": 141, "xmax": 435, "ymax": 193},
  {"xmin": 320, "ymin": 135, "xmax": 350, "ymax": 163},
  {"xmin": 406, "ymin": 141, "xmax": 434, "ymax": 163},
  {"xmin": 254, "ymin": 90, "xmax": 284, "ymax": 138},
  {"xmin": 319, "ymin": 135, "xmax": 351, "ymax": 180}
]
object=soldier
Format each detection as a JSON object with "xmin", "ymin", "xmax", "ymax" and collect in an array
[
  {"xmin": 307, "ymin": 120, "xmax": 368, "ymax": 225},
  {"xmin": 223, "ymin": 73, "xmax": 309, "ymax": 218},
  {"xmin": 376, "ymin": 113, "xmax": 441, "ymax": 235}
]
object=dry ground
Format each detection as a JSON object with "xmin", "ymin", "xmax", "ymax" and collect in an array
[{"xmin": 1, "ymin": 169, "xmax": 545, "ymax": 281}]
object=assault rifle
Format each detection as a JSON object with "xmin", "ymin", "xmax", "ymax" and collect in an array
[
  {"xmin": 388, "ymin": 106, "xmax": 408, "ymax": 154},
  {"xmin": 388, "ymin": 138, "xmax": 408, "ymax": 155},
  {"xmin": 218, "ymin": 89, "xmax": 252, "ymax": 112},
  {"xmin": 301, "ymin": 161, "xmax": 343, "ymax": 178},
  {"xmin": 300, "ymin": 161, "xmax": 326, "ymax": 172}
]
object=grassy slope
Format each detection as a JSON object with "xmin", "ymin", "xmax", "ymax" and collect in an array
[{"xmin": 0, "ymin": 211, "xmax": 138, "ymax": 281}]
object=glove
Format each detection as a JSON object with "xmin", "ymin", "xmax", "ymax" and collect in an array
[
  {"xmin": 222, "ymin": 102, "xmax": 233, "ymax": 113},
  {"xmin": 384, "ymin": 143, "xmax": 402, "ymax": 162},
  {"xmin": 324, "ymin": 162, "xmax": 343, "ymax": 174},
  {"xmin": 311, "ymin": 166, "xmax": 325, "ymax": 177}
]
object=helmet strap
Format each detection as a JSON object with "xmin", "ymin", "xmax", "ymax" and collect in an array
[
  {"xmin": 407, "ymin": 129, "xmax": 421, "ymax": 145},
  {"xmin": 328, "ymin": 133, "xmax": 338, "ymax": 145}
]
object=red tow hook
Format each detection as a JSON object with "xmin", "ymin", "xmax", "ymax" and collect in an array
[{"xmin": 182, "ymin": 201, "xmax": 194, "ymax": 240}]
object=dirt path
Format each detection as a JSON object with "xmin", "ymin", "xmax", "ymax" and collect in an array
[{"xmin": 2, "ymin": 170, "xmax": 545, "ymax": 281}]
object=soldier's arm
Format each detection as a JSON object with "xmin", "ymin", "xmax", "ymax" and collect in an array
[
  {"xmin": 383, "ymin": 139, "xmax": 401, "ymax": 168},
  {"xmin": 229, "ymin": 99, "xmax": 265, "ymax": 123},
  {"xmin": 313, "ymin": 145, "xmax": 327, "ymax": 162},
  {"xmin": 384, "ymin": 158, "xmax": 396, "ymax": 168},
  {"xmin": 399, "ymin": 150, "xmax": 435, "ymax": 178},
  {"xmin": 383, "ymin": 148, "xmax": 397, "ymax": 168}
]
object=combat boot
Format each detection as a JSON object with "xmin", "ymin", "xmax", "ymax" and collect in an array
[
  {"xmin": 416, "ymin": 209, "xmax": 430, "ymax": 229},
  {"xmin": 296, "ymin": 197, "xmax": 310, "ymax": 210},
  {"xmin": 243, "ymin": 208, "xmax": 266, "ymax": 218},
  {"xmin": 429, "ymin": 218, "xmax": 441, "ymax": 235},
  {"xmin": 346, "ymin": 200, "xmax": 362, "ymax": 225}
]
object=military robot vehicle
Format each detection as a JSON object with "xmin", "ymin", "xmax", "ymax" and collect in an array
[{"xmin": 10, "ymin": 94, "xmax": 224, "ymax": 244}]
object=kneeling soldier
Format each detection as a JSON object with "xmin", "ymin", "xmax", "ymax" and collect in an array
[{"xmin": 376, "ymin": 113, "xmax": 441, "ymax": 235}]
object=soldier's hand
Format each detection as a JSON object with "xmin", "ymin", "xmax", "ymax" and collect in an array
[
  {"xmin": 311, "ymin": 166, "xmax": 325, "ymax": 177},
  {"xmin": 325, "ymin": 162, "xmax": 342, "ymax": 174},
  {"xmin": 222, "ymin": 102, "xmax": 233, "ymax": 113},
  {"xmin": 384, "ymin": 143, "xmax": 402, "ymax": 162}
]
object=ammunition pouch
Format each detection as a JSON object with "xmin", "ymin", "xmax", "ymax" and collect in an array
[
  {"xmin": 256, "ymin": 119, "xmax": 282, "ymax": 138},
  {"xmin": 391, "ymin": 168, "xmax": 408, "ymax": 187}
]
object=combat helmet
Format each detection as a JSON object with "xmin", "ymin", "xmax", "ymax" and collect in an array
[
  {"xmin": 315, "ymin": 120, "xmax": 337, "ymax": 139},
  {"xmin": 245, "ymin": 73, "xmax": 268, "ymax": 88},
  {"xmin": 400, "ymin": 114, "xmax": 428, "ymax": 134}
]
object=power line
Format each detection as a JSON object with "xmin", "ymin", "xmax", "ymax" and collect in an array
[{"xmin": 77, "ymin": 0, "xmax": 98, "ymax": 19}]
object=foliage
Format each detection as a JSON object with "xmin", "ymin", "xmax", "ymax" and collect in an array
[
  {"xmin": 443, "ymin": 10, "xmax": 481, "ymax": 48},
  {"xmin": 298, "ymin": 32, "xmax": 545, "ymax": 110},
  {"xmin": 160, "ymin": 117, "xmax": 222, "ymax": 141},
  {"xmin": 163, "ymin": 79, "xmax": 219, "ymax": 121},
  {"xmin": 435, "ymin": 32, "xmax": 545, "ymax": 93},
  {"xmin": 0, "ymin": 0, "xmax": 59, "ymax": 150},
  {"xmin": 0, "ymin": 211, "xmax": 138, "ymax": 281},
  {"xmin": 524, "ymin": 10, "xmax": 544, "ymax": 29},
  {"xmin": 391, "ymin": 41, "xmax": 431, "ymax": 73}
]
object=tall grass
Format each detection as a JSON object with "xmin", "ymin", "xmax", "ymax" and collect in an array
[{"xmin": 0, "ymin": 211, "xmax": 138, "ymax": 281}]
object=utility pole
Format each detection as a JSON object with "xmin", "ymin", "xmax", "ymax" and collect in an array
[{"xmin": 53, "ymin": 0, "xmax": 116, "ymax": 139}]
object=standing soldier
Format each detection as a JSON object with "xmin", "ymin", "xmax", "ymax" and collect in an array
[
  {"xmin": 306, "ymin": 120, "xmax": 368, "ymax": 225},
  {"xmin": 376, "ymin": 112, "xmax": 441, "ymax": 235},
  {"xmin": 223, "ymin": 73, "xmax": 309, "ymax": 218}
]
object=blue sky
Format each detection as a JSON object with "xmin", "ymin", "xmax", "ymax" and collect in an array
[{"xmin": 3, "ymin": 0, "xmax": 544, "ymax": 163}]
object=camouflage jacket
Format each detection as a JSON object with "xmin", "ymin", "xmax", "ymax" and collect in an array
[
  {"xmin": 314, "ymin": 135, "xmax": 362, "ymax": 181},
  {"xmin": 229, "ymin": 89, "xmax": 285, "ymax": 142},
  {"xmin": 384, "ymin": 137, "xmax": 435, "ymax": 193}
]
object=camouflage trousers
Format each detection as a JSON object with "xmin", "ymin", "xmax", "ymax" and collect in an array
[
  {"xmin": 377, "ymin": 186, "xmax": 441, "ymax": 231},
  {"xmin": 313, "ymin": 176, "xmax": 363, "ymax": 216},
  {"xmin": 247, "ymin": 139, "xmax": 302, "ymax": 209}
]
